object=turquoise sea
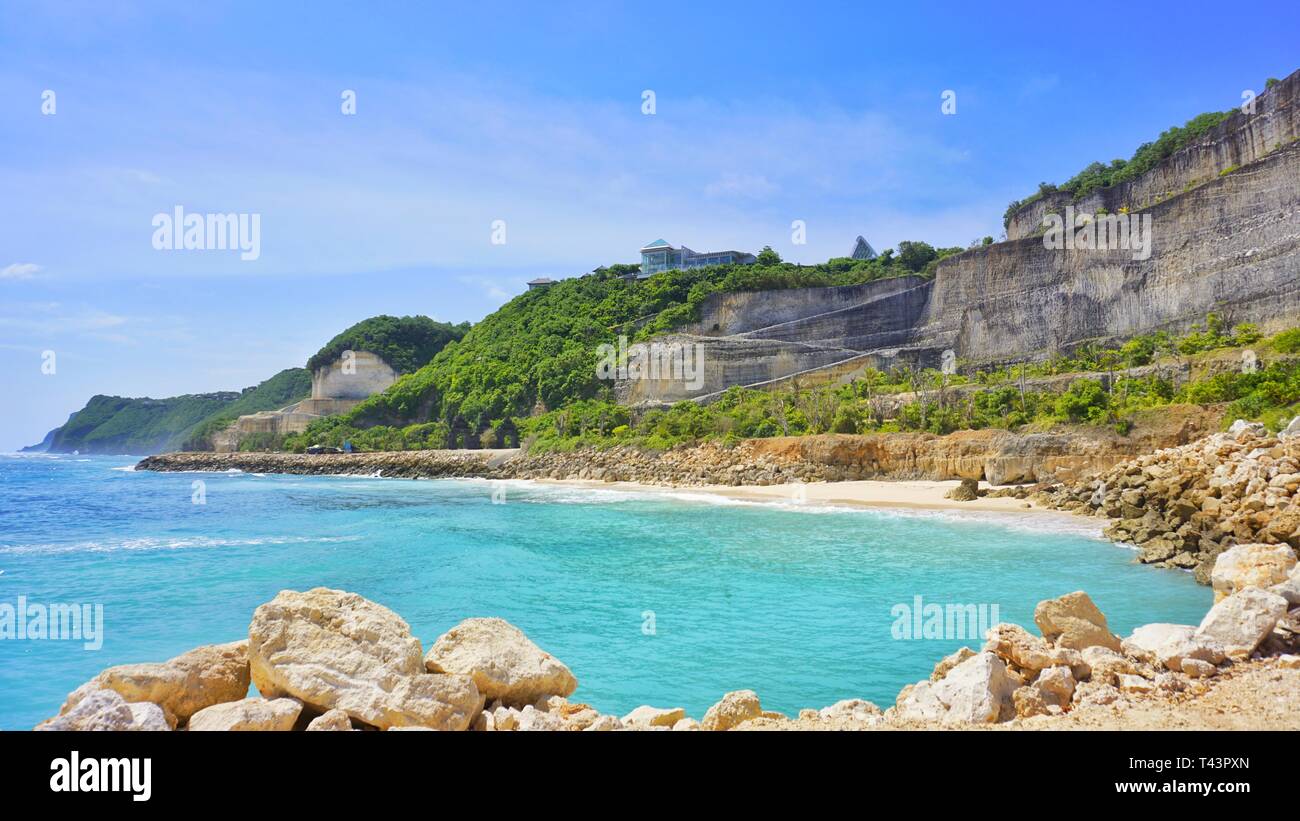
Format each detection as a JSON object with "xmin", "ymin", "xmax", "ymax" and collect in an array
[{"xmin": 0, "ymin": 453, "xmax": 1212, "ymax": 729}]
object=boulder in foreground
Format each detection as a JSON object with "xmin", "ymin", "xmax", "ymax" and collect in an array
[
  {"xmin": 1033, "ymin": 591, "xmax": 1122, "ymax": 652},
  {"xmin": 248, "ymin": 587, "xmax": 483, "ymax": 730},
  {"xmin": 36, "ymin": 689, "xmax": 170, "ymax": 732},
  {"xmin": 1194, "ymin": 588, "xmax": 1289, "ymax": 659},
  {"xmin": 1210, "ymin": 544, "xmax": 1297, "ymax": 602},
  {"xmin": 701, "ymin": 690, "xmax": 762, "ymax": 731},
  {"xmin": 189, "ymin": 697, "xmax": 303, "ymax": 731},
  {"xmin": 45, "ymin": 640, "xmax": 249, "ymax": 728},
  {"xmin": 895, "ymin": 651, "xmax": 1016, "ymax": 724},
  {"xmin": 424, "ymin": 617, "xmax": 577, "ymax": 708}
]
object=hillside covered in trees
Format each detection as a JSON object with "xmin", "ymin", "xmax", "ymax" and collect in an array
[
  {"xmin": 27, "ymin": 315, "xmax": 471, "ymax": 455},
  {"xmin": 30, "ymin": 367, "xmax": 310, "ymax": 455},
  {"xmin": 288, "ymin": 246, "xmax": 961, "ymax": 450}
]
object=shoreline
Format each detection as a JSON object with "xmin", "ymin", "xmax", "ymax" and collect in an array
[{"xmin": 530, "ymin": 476, "xmax": 1086, "ymax": 518}]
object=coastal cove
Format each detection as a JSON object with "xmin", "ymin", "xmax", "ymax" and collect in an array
[{"xmin": 0, "ymin": 454, "xmax": 1211, "ymax": 730}]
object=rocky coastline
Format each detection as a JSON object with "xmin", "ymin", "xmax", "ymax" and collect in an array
[
  {"xmin": 36, "ymin": 544, "xmax": 1300, "ymax": 730},
  {"xmin": 1005, "ymin": 418, "xmax": 1300, "ymax": 585},
  {"xmin": 139, "ymin": 404, "xmax": 1219, "ymax": 487}
]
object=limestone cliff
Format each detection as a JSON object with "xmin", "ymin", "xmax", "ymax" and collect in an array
[{"xmin": 621, "ymin": 69, "xmax": 1300, "ymax": 405}]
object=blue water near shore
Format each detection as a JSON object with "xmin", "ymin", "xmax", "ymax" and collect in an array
[{"xmin": 0, "ymin": 453, "xmax": 1212, "ymax": 729}]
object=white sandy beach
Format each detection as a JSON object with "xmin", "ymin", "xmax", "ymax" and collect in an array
[{"xmin": 537, "ymin": 477, "xmax": 1070, "ymax": 515}]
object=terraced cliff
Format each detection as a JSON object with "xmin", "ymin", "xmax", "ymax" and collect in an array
[{"xmin": 621, "ymin": 69, "xmax": 1300, "ymax": 406}]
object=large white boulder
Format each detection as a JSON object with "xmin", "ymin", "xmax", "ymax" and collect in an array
[
  {"xmin": 1210, "ymin": 544, "xmax": 1297, "ymax": 602},
  {"xmin": 1194, "ymin": 588, "xmax": 1289, "ymax": 659},
  {"xmin": 1227, "ymin": 420, "xmax": 1266, "ymax": 440},
  {"xmin": 897, "ymin": 651, "xmax": 1015, "ymax": 724},
  {"xmin": 1124, "ymin": 623, "xmax": 1225, "ymax": 672},
  {"xmin": 36, "ymin": 689, "xmax": 170, "ymax": 731},
  {"xmin": 424, "ymin": 617, "xmax": 576, "ymax": 708},
  {"xmin": 248, "ymin": 588, "xmax": 483, "ymax": 730}
]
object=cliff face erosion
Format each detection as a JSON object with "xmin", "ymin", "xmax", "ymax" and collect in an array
[{"xmin": 618, "ymin": 71, "xmax": 1300, "ymax": 406}]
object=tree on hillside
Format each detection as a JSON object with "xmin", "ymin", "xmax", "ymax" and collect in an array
[
  {"xmin": 896, "ymin": 241, "xmax": 938, "ymax": 272},
  {"xmin": 755, "ymin": 246, "xmax": 782, "ymax": 265}
]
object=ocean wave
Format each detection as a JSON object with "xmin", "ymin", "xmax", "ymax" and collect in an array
[
  {"xmin": 451, "ymin": 478, "xmax": 1107, "ymax": 539},
  {"xmin": 0, "ymin": 534, "xmax": 364, "ymax": 556}
]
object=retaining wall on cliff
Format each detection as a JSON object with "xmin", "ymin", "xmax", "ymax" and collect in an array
[{"xmin": 682, "ymin": 275, "xmax": 927, "ymax": 336}]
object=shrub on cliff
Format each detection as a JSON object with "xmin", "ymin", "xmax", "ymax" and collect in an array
[
  {"xmin": 1270, "ymin": 328, "xmax": 1300, "ymax": 354},
  {"xmin": 1054, "ymin": 379, "xmax": 1109, "ymax": 423},
  {"xmin": 1007, "ymin": 106, "xmax": 1236, "ymax": 224}
]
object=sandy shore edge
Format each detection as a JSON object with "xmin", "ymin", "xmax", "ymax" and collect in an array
[{"xmin": 529, "ymin": 476, "xmax": 1093, "ymax": 520}]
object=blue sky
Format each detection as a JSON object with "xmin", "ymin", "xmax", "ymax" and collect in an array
[{"xmin": 2, "ymin": 0, "xmax": 1297, "ymax": 450}]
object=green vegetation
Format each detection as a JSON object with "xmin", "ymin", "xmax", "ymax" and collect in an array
[
  {"xmin": 284, "ymin": 317, "xmax": 1300, "ymax": 454},
  {"xmin": 307, "ymin": 315, "xmax": 469, "ymax": 374},
  {"xmin": 1002, "ymin": 92, "xmax": 1272, "ymax": 225},
  {"xmin": 48, "ymin": 393, "xmax": 239, "ymax": 455},
  {"xmin": 286, "ymin": 248, "xmax": 962, "ymax": 450},
  {"xmin": 42, "ymin": 368, "xmax": 313, "ymax": 455},
  {"xmin": 1268, "ymin": 328, "xmax": 1300, "ymax": 354}
]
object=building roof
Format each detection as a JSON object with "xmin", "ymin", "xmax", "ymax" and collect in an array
[
  {"xmin": 527, "ymin": 277, "xmax": 555, "ymax": 285},
  {"xmin": 851, "ymin": 236, "xmax": 878, "ymax": 260},
  {"xmin": 640, "ymin": 239, "xmax": 674, "ymax": 252}
]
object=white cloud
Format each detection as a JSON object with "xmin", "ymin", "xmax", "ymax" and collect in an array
[
  {"xmin": 0, "ymin": 263, "xmax": 41, "ymax": 280},
  {"xmin": 1, "ymin": 67, "xmax": 993, "ymax": 282}
]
